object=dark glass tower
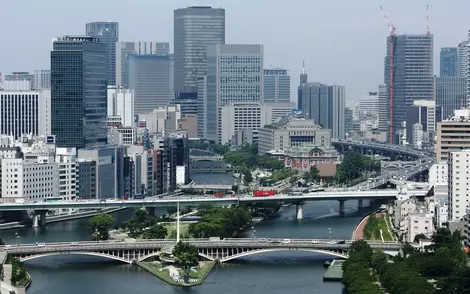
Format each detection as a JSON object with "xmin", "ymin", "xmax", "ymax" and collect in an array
[
  {"xmin": 174, "ymin": 6, "xmax": 225, "ymax": 96},
  {"xmin": 86, "ymin": 22, "xmax": 119, "ymax": 85},
  {"xmin": 51, "ymin": 36, "xmax": 107, "ymax": 148},
  {"xmin": 440, "ymin": 47, "xmax": 458, "ymax": 77}
]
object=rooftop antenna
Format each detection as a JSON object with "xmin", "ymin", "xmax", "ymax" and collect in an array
[
  {"xmin": 302, "ymin": 60, "xmax": 305, "ymax": 74},
  {"xmin": 426, "ymin": 4, "xmax": 431, "ymax": 35}
]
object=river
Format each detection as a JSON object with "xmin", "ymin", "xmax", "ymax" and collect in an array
[{"xmin": 0, "ymin": 171, "xmax": 376, "ymax": 294}]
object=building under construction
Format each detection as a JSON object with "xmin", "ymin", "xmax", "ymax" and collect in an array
[{"xmin": 384, "ymin": 34, "xmax": 434, "ymax": 144}]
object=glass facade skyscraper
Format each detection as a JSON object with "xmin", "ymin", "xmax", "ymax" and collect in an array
[
  {"xmin": 86, "ymin": 22, "xmax": 119, "ymax": 85},
  {"xmin": 174, "ymin": 6, "xmax": 225, "ymax": 95},
  {"xmin": 384, "ymin": 34, "xmax": 434, "ymax": 144},
  {"xmin": 440, "ymin": 47, "xmax": 458, "ymax": 77},
  {"xmin": 51, "ymin": 36, "xmax": 108, "ymax": 148}
]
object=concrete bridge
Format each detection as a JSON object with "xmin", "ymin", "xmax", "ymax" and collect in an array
[
  {"xmin": 189, "ymin": 166, "xmax": 237, "ymax": 172},
  {"xmin": 3, "ymin": 239, "xmax": 402, "ymax": 264},
  {"xmin": 189, "ymin": 149, "xmax": 224, "ymax": 162}
]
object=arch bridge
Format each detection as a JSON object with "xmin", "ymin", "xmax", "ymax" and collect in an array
[
  {"xmin": 5, "ymin": 239, "xmax": 401, "ymax": 264},
  {"xmin": 189, "ymin": 149, "xmax": 224, "ymax": 162}
]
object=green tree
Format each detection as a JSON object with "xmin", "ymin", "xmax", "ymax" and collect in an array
[
  {"xmin": 371, "ymin": 249, "xmax": 387, "ymax": 272},
  {"xmin": 88, "ymin": 213, "xmax": 114, "ymax": 240},
  {"xmin": 243, "ymin": 170, "xmax": 253, "ymax": 185},
  {"xmin": 413, "ymin": 233, "xmax": 427, "ymax": 243},
  {"xmin": 142, "ymin": 224, "xmax": 167, "ymax": 239},
  {"xmin": 172, "ymin": 241, "xmax": 199, "ymax": 283},
  {"xmin": 304, "ymin": 166, "xmax": 320, "ymax": 182}
]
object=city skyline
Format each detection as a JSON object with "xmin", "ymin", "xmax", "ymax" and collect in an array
[{"xmin": 1, "ymin": 0, "xmax": 469, "ymax": 101}]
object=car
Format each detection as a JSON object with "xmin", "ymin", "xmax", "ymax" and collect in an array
[
  {"xmin": 337, "ymin": 240, "xmax": 346, "ymax": 244},
  {"xmin": 258, "ymin": 238, "xmax": 267, "ymax": 243},
  {"xmin": 311, "ymin": 240, "xmax": 319, "ymax": 244},
  {"xmin": 37, "ymin": 242, "xmax": 46, "ymax": 247},
  {"xmin": 70, "ymin": 242, "xmax": 79, "ymax": 246},
  {"xmin": 4, "ymin": 245, "xmax": 11, "ymax": 249},
  {"xmin": 282, "ymin": 239, "xmax": 291, "ymax": 244}
]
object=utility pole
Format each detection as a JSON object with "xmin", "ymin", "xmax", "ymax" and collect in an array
[{"xmin": 176, "ymin": 199, "xmax": 180, "ymax": 243}]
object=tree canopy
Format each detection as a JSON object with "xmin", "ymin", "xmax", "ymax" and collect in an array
[
  {"xmin": 172, "ymin": 241, "xmax": 199, "ymax": 283},
  {"xmin": 88, "ymin": 213, "xmax": 114, "ymax": 240},
  {"xmin": 336, "ymin": 151, "xmax": 380, "ymax": 184},
  {"xmin": 188, "ymin": 206, "xmax": 251, "ymax": 238}
]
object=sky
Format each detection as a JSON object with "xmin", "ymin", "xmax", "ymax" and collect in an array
[{"xmin": 1, "ymin": 0, "xmax": 469, "ymax": 102}]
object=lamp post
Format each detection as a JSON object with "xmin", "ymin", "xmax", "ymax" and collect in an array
[
  {"xmin": 95, "ymin": 228, "xmax": 99, "ymax": 243},
  {"xmin": 15, "ymin": 232, "xmax": 19, "ymax": 247},
  {"xmin": 328, "ymin": 228, "xmax": 332, "ymax": 242},
  {"xmin": 251, "ymin": 226, "xmax": 256, "ymax": 239}
]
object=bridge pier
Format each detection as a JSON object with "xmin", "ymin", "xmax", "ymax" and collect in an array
[
  {"xmin": 296, "ymin": 204, "xmax": 303, "ymax": 220},
  {"xmin": 32, "ymin": 214, "xmax": 39, "ymax": 228},
  {"xmin": 39, "ymin": 211, "xmax": 47, "ymax": 226},
  {"xmin": 339, "ymin": 200, "xmax": 345, "ymax": 217},
  {"xmin": 357, "ymin": 199, "xmax": 363, "ymax": 210}
]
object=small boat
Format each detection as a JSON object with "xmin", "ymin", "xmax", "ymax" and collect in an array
[
  {"xmin": 281, "ymin": 203, "xmax": 292, "ymax": 208},
  {"xmin": 252, "ymin": 217, "xmax": 264, "ymax": 223}
]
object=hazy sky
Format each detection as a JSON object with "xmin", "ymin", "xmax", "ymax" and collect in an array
[{"xmin": 1, "ymin": 0, "xmax": 469, "ymax": 102}]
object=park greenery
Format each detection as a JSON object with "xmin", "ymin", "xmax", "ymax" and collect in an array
[
  {"xmin": 120, "ymin": 209, "xmax": 169, "ymax": 239},
  {"xmin": 188, "ymin": 206, "xmax": 251, "ymax": 238},
  {"xmin": 172, "ymin": 241, "xmax": 199, "ymax": 283},
  {"xmin": 336, "ymin": 151, "xmax": 381, "ymax": 184},
  {"xmin": 9, "ymin": 258, "xmax": 28, "ymax": 287},
  {"xmin": 88, "ymin": 213, "xmax": 114, "ymax": 240},
  {"xmin": 363, "ymin": 214, "xmax": 394, "ymax": 241},
  {"xmin": 343, "ymin": 228, "xmax": 470, "ymax": 294}
]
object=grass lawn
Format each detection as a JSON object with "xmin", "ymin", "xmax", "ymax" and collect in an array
[
  {"xmin": 138, "ymin": 261, "xmax": 215, "ymax": 287},
  {"xmin": 363, "ymin": 215, "xmax": 395, "ymax": 242},
  {"xmin": 164, "ymin": 222, "xmax": 190, "ymax": 239}
]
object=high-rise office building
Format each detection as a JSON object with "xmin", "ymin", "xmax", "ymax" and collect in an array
[
  {"xmin": 174, "ymin": 5, "xmax": 225, "ymax": 95},
  {"xmin": 440, "ymin": 47, "xmax": 458, "ymax": 77},
  {"xmin": 107, "ymin": 86, "xmax": 134, "ymax": 128},
  {"xmin": 86, "ymin": 22, "xmax": 119, "ymax": 85},
  {"xmin": 5, "ymin": 72, "xmax": 35, "ymax": 89},
  {"xmin": 125, "ymin": 54, "xmax": 174, "ymax": 114},
  {"xmin": 263, "ymin": 68, "xmax": 290, "ymax": 103},
  {"xmin": 206, "ymin": 44, "xmax": 264, "ymax": 142},
  {"xmin": 298, "ymin": 62, "xmax": 308, "ymax": 110},
  {"xmin": 33, "ymin": 70, "xmax": 51, "ymax": 89},
  {"xmin": 457, "ymin": 39, "xmax": 469, "ymax": 77},
  {"xmin": 51, "ymin": 36, "xmax": 108, "ymax": 148},
  {"xmin": 384, "ymin": 34, "xmax": 434, "ymax": 144},
  {"xmin": 377, "ymin": 84, "xmax": 388, "ymax": 131},
  {"xmin": 115, "ymin": 41, "xmax": 170, "ymax": 86},
  {"xmin": 0, "ymin": 89, "xmax": 51, "ymax": 138},
  {"xmin": 435, "ymin": 76, "xmax": 466, "ymax": 119},
  {"xmin": 358, "ymin": 92, "xmax": 379, "ymax": 119},
  {"xmin": 406, "ymin": 100, "xmax": 442, "ymax": 147},
  {"xmin": 299, "ymin": 83, "xmax": 345, "ymax": 139}
]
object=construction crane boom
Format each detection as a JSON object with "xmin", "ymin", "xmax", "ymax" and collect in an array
[{"xmin": 380, "ymin": 5, "xmax": 396, "ymax": 36}]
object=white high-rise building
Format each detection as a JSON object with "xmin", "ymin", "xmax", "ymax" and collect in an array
[
  {"xmin": 448, "ymin": 150, "xmax": 470, "ymax": 221},
  {"xmin": 358, "ymin": 92, "xmax": 379, "ymax": 119},
  {"xmin": 107, "ymin": 86, "xmax": 134, "ymax": 127},
  {"xmin": 429, "ymin": 162, "xmax": 448, "ymax": 186},
  {"xmin": 0, "ymin": 89, "xmax": 51, "ymax": 138},
  {"xmin": 33, "ymin": 69, "xmax": 51, "ymax": 89},
  {"xmin": 55, "ymin": 148, "xmax": 77, "ymax": 201},
  {"xmin": 206, "ymin": 44, "xmax": 264, "ymax": 141}
]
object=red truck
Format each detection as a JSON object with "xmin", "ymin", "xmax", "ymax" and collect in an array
[
  {"xmin": 253, "ymin": 190, "xmax": 276, "ymax": 197},
  {"xmin": 214, "ymin": 192, "xmax": 225, "ymax": 198}
]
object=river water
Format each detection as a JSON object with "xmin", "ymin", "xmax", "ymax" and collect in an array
[{"xmin": 0, "ymin": 172, "xmax": 375, "ymax": 294}]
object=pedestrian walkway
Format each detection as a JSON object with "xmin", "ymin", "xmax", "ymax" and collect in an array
[{"xmin": 353, "ymin": 212, "xmax": 385, "ymax": 241}]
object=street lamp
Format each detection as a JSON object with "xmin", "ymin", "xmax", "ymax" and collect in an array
[
  {"xmin": 15, "ymin": 232, "xmax": 19, "ymax": 247},
  {"xmin": 95, "ymin": 228, "xmax": 99, "ymax": 243},
  {"xmin": 251, "ymin": 226, "xmax": 256, "ymax": 239},
  {"xmin": 328, "ymin": 228, "xmax": 332, "ymax": 242}
]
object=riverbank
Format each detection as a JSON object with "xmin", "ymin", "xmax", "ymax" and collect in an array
[
  {"xmin": 0, "ymin": 208, "xmax": 126, "ymax": 230},
  {"xmin": 351, "ymin": 210, "xmax": 396, "ymax": 242},
  {"xmin": 137, "ymin": 261, "xmax": 215, "ymax": 287}
]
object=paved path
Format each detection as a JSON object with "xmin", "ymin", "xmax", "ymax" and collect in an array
[{"xmin": 353, "ymin": 212, "xmax": 385, "ymax": 241}]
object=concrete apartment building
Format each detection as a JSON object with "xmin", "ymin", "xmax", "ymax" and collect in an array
[
  {"xmin": 436, "ymin": 109, "xmax": 470, "ymax": 163},
  {"xmin": 448, "ymin": 150, "xmax": 470, "ymax": 221},
  {"xmin": 257, "ymin": 118, "xmax": 331, "ymax": 155}
]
